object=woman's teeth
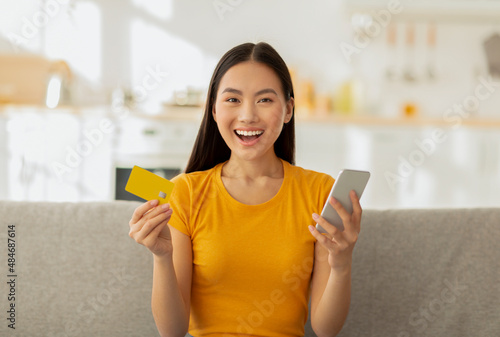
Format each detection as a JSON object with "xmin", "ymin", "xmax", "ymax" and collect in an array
[{"xmin": 235, "ymin": 130, "xmax": 264, "ymax": 136}]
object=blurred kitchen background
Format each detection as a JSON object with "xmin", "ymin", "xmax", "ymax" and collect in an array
[{"xmin": 0, "ymin": 0, "xmax": 499, "ymax": 209}]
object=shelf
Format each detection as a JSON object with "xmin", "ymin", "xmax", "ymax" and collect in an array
[
  {"xmin": 122, "ymin": 109, "xmax": 500, "ymax": 128},
  {"xmin": 295, "ymin": 114, "xmax": 500, "ymax": 128},
  {"xmin": 344, "ymin": 0, "xmax": 500, "ymax": 23},
  {"xmin": 2, "ymin": 104, "xmax": 499, "ymax": 128}
]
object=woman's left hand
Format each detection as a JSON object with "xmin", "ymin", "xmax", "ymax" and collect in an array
[{"xmin": 309, "ymin": 190, "xmax": 362, "ymax": 270}]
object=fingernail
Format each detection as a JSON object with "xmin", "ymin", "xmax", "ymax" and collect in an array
[
  {"xmin": 161, "ymin": 204, "xmax": 169, "ymax": 210},
  {"xmin": 331, "ymin": 197, "xmax": 337, "ymax": 204},
  {"xmin": 150, "ymin": 200, "xmax": 159, "ymax": 206},
  {"xmin": 308, "ymin": 225, "xmax": 315, "ymax": 232},
  {"xmin": 312, "ymin": 213, "xmax": 319, "ymax": 220}
]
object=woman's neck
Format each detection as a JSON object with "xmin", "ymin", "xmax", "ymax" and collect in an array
[{"xmin": 222, "ymin": 155, "xmax": 283, "ymax": 180}]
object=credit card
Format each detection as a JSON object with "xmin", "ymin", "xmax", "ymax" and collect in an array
[{"xmin": 125, "ymin": 165, "xmax": 175, "ymax": 204}]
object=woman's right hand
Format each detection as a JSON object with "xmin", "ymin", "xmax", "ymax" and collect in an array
[{"xmin": 129, "ymin": 199, "xmax": 174, "ymax": 257}]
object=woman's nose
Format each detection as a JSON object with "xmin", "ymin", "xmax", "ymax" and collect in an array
[{"xmin": 237, "ymin": 102, "xmax": 259, "ymax": 123}]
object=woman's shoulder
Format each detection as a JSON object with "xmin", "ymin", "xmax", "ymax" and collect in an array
[
  {"xmin": 284, "ymin": 163, "xmax": 335, "ymax": 203},
  {"xmin": 286, "ymin": 161, "xmax": 335, "ymax": 185},
  {"xmin": 171, "ymin": 163, "xmax": 223, "ymax": 190}
]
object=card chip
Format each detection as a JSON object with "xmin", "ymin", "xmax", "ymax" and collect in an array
[{"xmin": 159, "ymin": 191, "xmax": 167, "ymax": 199}]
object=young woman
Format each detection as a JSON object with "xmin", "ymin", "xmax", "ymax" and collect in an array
[{"xmin": 129, "ymin": 42, "xmax": 362, "ymax": 337}]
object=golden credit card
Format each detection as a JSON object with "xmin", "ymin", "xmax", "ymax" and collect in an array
[{"xmin": 125, "ymin": 165, "xmax": 175, "ymax": 204}]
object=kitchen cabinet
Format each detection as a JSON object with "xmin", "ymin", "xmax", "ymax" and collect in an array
[
  {"xmin": 112, "ymin": 110, "xmax": 201, "ymax": 201},
  {"xmin": 295, "ymin": 117, "xmax": 500, "ymax": 209},
  {"xmin": 113, "ymin": 111, "xmax": 200, "ymax": 170},
  {"xmin": 1, "ymin": 105, "xmax": 499, "ymax": 208},
  {"xmin": 1, "ymin": 106, "xmax": 115, "ymax": 202}
]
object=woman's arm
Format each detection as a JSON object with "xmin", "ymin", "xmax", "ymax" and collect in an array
[
  {"xmin": 308, "ymin": 191, "xmax": 362, "ymax": 337},
  {"xmin": 129, "ymin": 201, "xmax": 192, "ymax": 337},
  {"xmin": 152, "ymin": 225, "xmax": 192, "ymax": 337},
  {"xmin": 309, "ymin": 240, "xmax": 352, "ymax": 337}
]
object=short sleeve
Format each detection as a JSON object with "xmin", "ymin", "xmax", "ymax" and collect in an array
[
  {"xmin": 168, "ymin": 173, "xmax": 191, "ymax": 237},
  {"xmin": 317, "ymin": 174, "xmax": 335, "ymax": 212}
]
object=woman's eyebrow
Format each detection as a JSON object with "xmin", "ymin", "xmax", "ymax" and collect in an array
[
  {"xmin": 255, "ymin": 88, "xmax": 277, "ymax": 96},
  {"xmin": 220, "ymin": 87, "xmax": 278, "ymax": 96},
  {"xmin": 221, "ymin": 87, "xmax": 242, "ymax": 95}
]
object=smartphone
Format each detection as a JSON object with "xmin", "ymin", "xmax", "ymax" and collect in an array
[{"xmin": 316, "ymin": 169, "xmax": 370, "ymax": 233}]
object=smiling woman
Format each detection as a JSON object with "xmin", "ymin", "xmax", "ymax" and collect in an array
[
  {"xmin": 128, "ymin": 42, "xmax": 361, "ymax": 337},
  {"xmin": 212, "ymin": 61, "xmax": 293, "ymax": 162},
  {"xmin": 185, "ymin": 42, "xmax": 296, "ymax": 173}
]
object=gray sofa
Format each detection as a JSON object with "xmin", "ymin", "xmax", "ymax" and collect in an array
[{"xmin": 0, "ymin": 201, "xmax": 499, "ymax": 337}]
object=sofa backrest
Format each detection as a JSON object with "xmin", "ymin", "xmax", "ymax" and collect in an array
[
  {"xmin": 0, "ymin": 200, "xmax": 156, "ymax": 337},
  {"xmin": 337, "ymin": 208, "xmax": 500, "ymax": 337},
  {"xmin": 1, "ymin": 201, "xmax": 499, "ymax": 336}
]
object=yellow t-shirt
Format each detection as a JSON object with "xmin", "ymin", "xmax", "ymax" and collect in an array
[{"xmin": 168, "ymin": 158, "xmax": 334, "ymax": 337}]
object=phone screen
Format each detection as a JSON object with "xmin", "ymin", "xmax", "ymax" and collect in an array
[{"xmin": 316, "ymin": 169, "xmax": 370, "ymax": 232}]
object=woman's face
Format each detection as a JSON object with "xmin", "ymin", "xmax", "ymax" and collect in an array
[{"xmin": 213, "ymin": 61, "xmax": 294, "ymax": 162}]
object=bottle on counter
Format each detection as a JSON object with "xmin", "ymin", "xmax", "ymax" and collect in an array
[
  {"xmin": 402, "ymin": 101, "xmax": 418, "ymax": 118},
  {"xmin": 290, "ymin": 67, "xmax": 316, "ymax": 116},
  {"xmin": 333, "ymin": 75, "xmax": 365, "ymax": 115}
]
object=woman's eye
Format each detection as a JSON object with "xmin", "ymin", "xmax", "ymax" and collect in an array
[
  {"xmin": 226, "ymin": 98, "xmax": 239, "ymax": 103},
  {"xmin": 259, "ymin": 98, "xmax": 272, "ymax": 103}
]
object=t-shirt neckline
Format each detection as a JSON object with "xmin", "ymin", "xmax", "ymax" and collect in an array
[{"xmin": 215, "ymin": 158, "xmax": 289, "ymax": 209}]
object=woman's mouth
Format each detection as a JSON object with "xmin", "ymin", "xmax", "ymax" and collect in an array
[{"xmin": 234, "ymin": 130, "xmax": 264, "ymax": 145}]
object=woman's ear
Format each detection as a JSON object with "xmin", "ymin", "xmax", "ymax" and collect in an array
[
  {"xmin": 212, "ymin": 104, "xmax": 217, "ymax": 123},
  {"xmin": 284, "ymin": 97, "xmax": 294, "ymax": 124}
]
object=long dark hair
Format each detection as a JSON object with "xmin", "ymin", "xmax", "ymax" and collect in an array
[{"xmin": 184, "ymin": 42, "xmax": 295, "ymax": 173}]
